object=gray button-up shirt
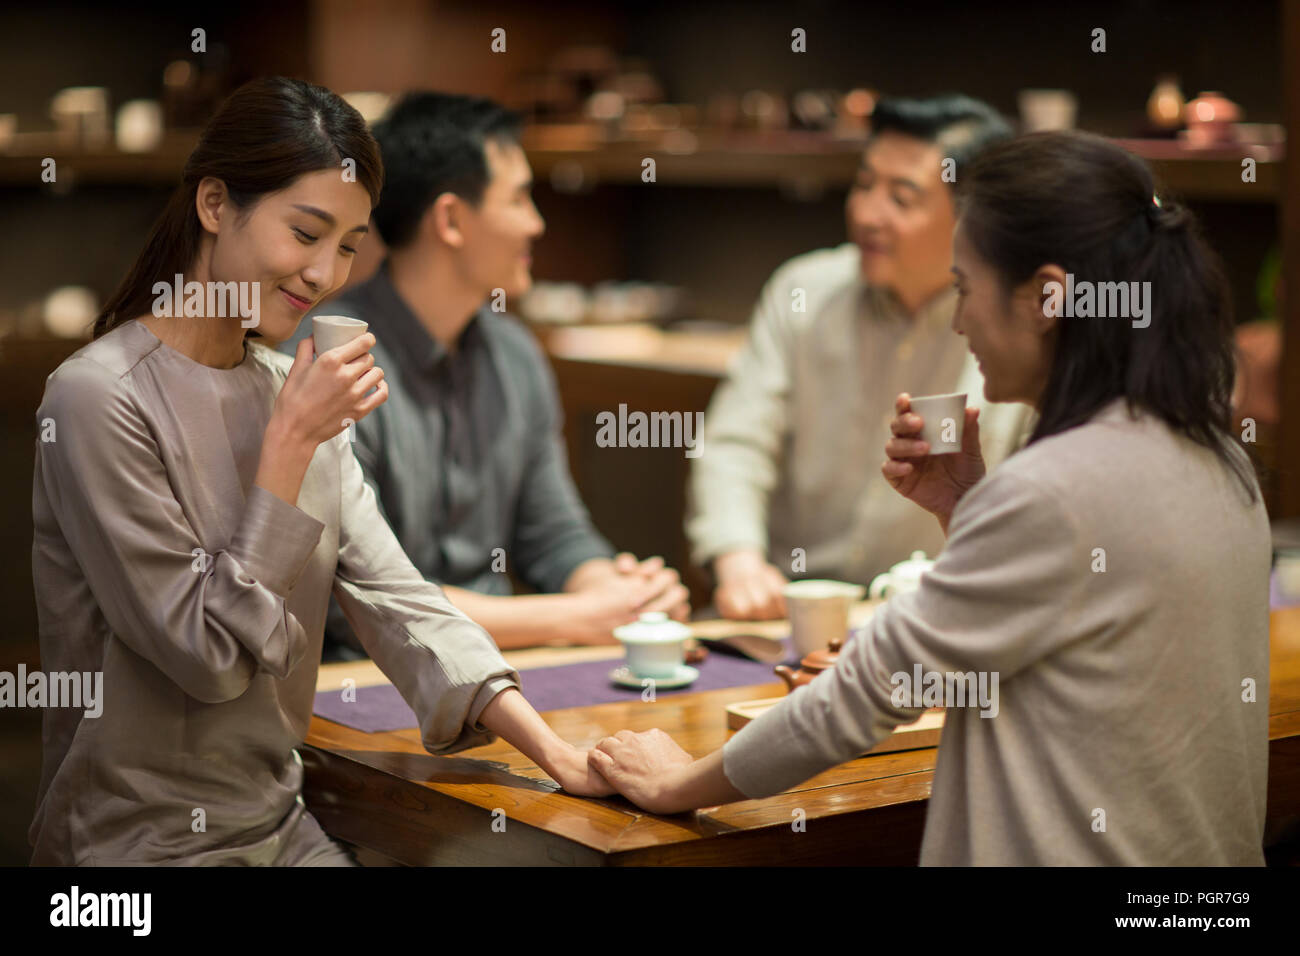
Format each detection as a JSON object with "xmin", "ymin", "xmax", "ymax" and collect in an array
[{"xmin": 282, "ymin": 262, "xmax": 614, "ymax": 648}]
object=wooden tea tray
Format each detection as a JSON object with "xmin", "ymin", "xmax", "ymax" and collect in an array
[{"xmin": 725, "ymin": 699, "xmax": 945, "ymax": 756}]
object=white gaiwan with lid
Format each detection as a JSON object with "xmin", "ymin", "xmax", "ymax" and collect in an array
[
  {"xmin": 868, "ymin": 550, "xmax": 935, "ymax": 600},
  {"xmin": 612, "ymin": 611, "xmax": 692, "ymax": 679}
]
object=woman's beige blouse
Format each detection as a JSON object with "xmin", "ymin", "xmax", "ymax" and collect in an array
[
  {"xmin": 723, "ymin": 398, "xmax": 1271, "ymax": 865},
  {"xmin": 29, "ymin": 320, "xmax": 519, "ymax": 865}
]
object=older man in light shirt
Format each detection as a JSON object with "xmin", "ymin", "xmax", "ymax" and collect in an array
[{"xmin": 689, "ymin": 95, "xmax": 1037, "ymax": 619}]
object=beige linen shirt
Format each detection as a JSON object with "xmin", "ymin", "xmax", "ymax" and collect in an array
[
  {"xmin": 687, "ymin": 243, "xmax": 1036, "ymax": 583},
  {"xmin": 723, "ymin": 398, "xmax": 1271, "ymax": 865},
  {"xmin": 30, "ymin": 320, "xmax": 519, "ymax": 865}
]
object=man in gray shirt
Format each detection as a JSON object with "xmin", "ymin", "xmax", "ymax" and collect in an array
[{"xmin": 282, "ymin": 93, "xmax": 688, "ymax": 655}]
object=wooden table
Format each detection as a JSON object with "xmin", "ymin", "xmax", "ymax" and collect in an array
[{"xmin": 302, "ymin": 606, "xmax": 1300, "ymax": 866}]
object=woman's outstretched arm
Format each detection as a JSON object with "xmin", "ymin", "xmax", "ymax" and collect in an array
[
  {"xmin": 477, "ymin": 688, "xmax": 615, "ymax": 796},
  {"xmin": 589, "ymin": 468, "xmax": 1088, "ymax": 811},
  {"xmin": 330, "ymin": 434, "xmax": 614, "ymax": 796}
]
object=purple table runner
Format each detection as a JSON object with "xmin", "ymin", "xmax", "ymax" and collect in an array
[
  {"xmin": 317, "ymin": 571, "xmax": 1298, "ymax": 735},
  {"xmin": 313, "ymin": 641, "xmax": 796, "ymax": 734}
]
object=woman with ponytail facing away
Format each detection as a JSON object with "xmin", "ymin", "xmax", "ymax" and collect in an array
[
  {"xmin": 589, "ymin": 132, "xmax": 1270, "ymax": 865},
  {"xmin": 30, "ymin": 77, "xmax": 612, "ymax": 866}
]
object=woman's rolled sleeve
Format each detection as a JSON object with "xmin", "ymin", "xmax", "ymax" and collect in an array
[{"xmin": 227, "ymin": 486, "xmax": 325, "ymax": 598}]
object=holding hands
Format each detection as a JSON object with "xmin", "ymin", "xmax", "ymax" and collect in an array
[{"xmin": 587, "ymin": 728, "xmax": 697, "ymax": 814}]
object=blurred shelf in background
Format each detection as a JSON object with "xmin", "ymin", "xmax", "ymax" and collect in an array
[{"xmin": 0, "ymin": 128, "xmax": 1282, "ymax": 201}]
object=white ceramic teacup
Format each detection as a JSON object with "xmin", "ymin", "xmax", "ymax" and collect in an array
[
  {"xmin": 782, "ymin": 579, "xmax": 865, "ymax": 658},
  {"xmin": 312, "ymin": 315, "xmax": 369, "ymax": 355},
  {"xmin": 908, "ymin": 392, "xmax": 967, "ymax": 455},
  {"xmin": 613, "ymin": 612, "xmax": 691, "ymax": 680}
]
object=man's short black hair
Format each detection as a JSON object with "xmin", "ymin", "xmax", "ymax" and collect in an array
[
  {"xmin": 371, "ymin": 92, "xmax": 524, "ymax": 249},
  {"xmin": 868, "ymin": 94, "xmax": 1012, "ymax": 188}
]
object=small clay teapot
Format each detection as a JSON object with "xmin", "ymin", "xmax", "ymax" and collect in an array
[{"xmin": 774, "ymin": 636, "xmax": 842, "ymax": 693}]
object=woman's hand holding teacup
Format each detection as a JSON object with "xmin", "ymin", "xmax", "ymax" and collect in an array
[
  {"xmin": 276, "ymin": 333, "xmax": 387, "ymax": 446},
  {"xmin": 881, "ymin": 392, "xmax": 985, "ymax": 531},
  {"xmin": 255, "ymin": 334, "xmax": 388, "ymax": 506}
]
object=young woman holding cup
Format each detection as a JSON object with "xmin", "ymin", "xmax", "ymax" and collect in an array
[
  {"xmin": 31, "ymin": 77, "xmax": 612, "ymax": 866},
  {"xmin": 589, "ymin": 131, "xmax": 1269, "ymax": 865}
]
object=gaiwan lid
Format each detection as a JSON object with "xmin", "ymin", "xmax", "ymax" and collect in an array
[
  {"xmin": 888, "ymin": 550, "xmax": 934, "ymax": 584},
  {"xmin": 613, "ymin": 611, "xmax": 691, "ymax": 643}
]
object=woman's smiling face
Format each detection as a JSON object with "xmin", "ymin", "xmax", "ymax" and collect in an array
[
  {"xmin": 201, "ymin": 168, "xmax": 373, "ymax": 342},
  {"xmin": 950, "ymin": 217, "xmax": 1059, "ymax": 407}
]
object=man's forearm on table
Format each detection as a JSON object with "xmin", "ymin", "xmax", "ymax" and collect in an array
[
  {"xmin": 441, "ymin": 584, "xmax": 578, "ymax": 650},
  {"xmin": 562, "ymin": 556, "xmax": 617, "ymax": 592}
]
